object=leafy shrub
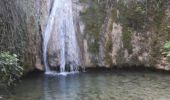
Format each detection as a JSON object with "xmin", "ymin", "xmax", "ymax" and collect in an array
[
  {"xmin": 0, "ymin": 52, "xmax": 23, "ymax": 87},
  {"xmin": 162, "ymin": 41, "xmax": 170, "ymax": 58}
]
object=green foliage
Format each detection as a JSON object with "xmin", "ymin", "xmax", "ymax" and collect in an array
[
  {"xmin": 80, "ymin": 0, "xmax": 107, "ymax": 54},
  {"xmin": 114, "ymin": 0, "xmax": 166, "ymax": 57},
  {"xmin": 117, "ymin": 0, "xmax": 147, "ymax": 31},
  {"xmin": 88, "ymin": 41, "xmax": 100, "ymax": 54},
  {"xmin": 122, "ymin": 27, "xmax": 133, "ymax": 54},
  {"xmin": 0, "ymin": 1, "xmax": 28, "ymax": 70},
  {"xmin": 105, "ymin": 37, "xmax": 113, "ymax": 53},
  {"xmin": 164, "ymin": 41, "xmax": 170, "ymax": 49},
  {"xmin": 0, "ymin": 52, "xmax": 23, "ymax": 87},
  {"xmin": 115, "ymin": 0, "xmax": 166, "ymax": 32},
  {"xmin": 104, "ymin": 37, "xmax": 113, "ymax": 65},
  {"xmin": 162, "ymin": 41, "xmax": 170, "ymax": 58}
]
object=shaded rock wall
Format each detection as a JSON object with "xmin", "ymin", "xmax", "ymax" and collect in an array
[{"xmin": 0, "ymin": 0, "xmax": 52, "ymax": 71}]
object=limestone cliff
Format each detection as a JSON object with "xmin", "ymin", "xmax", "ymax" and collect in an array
[
  {"xmin": 0, "ymin": 0, "xmax": 51, "ymax": 71},
  {"xmin": 77, "ymin": 0, "xmax": 170, "ymax": 70},
  {"xmin": 0, "ymin": 0, "xmax": 170, "ymax": 71}
]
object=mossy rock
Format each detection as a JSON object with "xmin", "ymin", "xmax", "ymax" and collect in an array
[
  {"xmin": 104, "ymin": 36, "xmax": 113, "ymax": 65},
  {"xmin": 122, "ymin": 27, "xmax": 133, "ymax": 54},
  {"xmin": 80, "ymin": 0, "xmax": 107, "ymax": 54}
]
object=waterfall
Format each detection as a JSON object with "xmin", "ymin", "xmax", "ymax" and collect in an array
[
  {"xmin": 43, "ymin": 0, "xmax": 58, "ymax": 73},
  {"xmin": 43, "ymin": 0, "xmax": 81, "ymax": 74}
]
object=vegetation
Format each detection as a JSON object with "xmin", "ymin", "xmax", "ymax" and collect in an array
[
  {"xmin": 80, "ymin": 0, "xmax": 107, "ymax": 54},
  {"xmin": 162, "ymin": 41, "xmax": 170, "ymax": 59},
  {"xmin": 122, "ymin": 28, "xmax": 133, "ymax": 54},
  {"xmin": 80, "ymin": 0, "xmax": 168, "ymax": 65},
  {"xmin": 0, "ymin": 0, "xmax": 39, "ymax": 72},
  {"xmin": 117, "ymin": 0, "xmax": 166, "ymax": 31},
  {"xmin": 104, "ymin": 36, "xmax": 113, "ymax": 65},
  {"xmin": 0, "ymin": 52, "xmax": 23, "ymax": 87}
]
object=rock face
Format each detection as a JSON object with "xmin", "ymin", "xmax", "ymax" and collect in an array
[
  {"xmin": 0, "ymin": 0, "xmax": 170, "ymax": 71},
  {"xmin": 0, "ymin": 0, "xmax": 52, "ymax": 71},
  {"xmin": 76, "ymin": 0, "xmax": 170, "ymax": 70}
]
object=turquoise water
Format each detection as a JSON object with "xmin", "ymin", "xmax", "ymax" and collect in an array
[{"xmin": 2, "ymin": 70, "xmax": 170, "ymax": 100}]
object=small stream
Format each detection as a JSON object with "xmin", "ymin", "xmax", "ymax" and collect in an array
[{"xmin": 2, "ymin": 70, "xmax": 170, "ymax": 100}]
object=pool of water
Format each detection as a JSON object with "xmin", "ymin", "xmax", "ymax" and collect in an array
[{"xmin": 2, "ymin": 70, "xmax": 170, "ymax": 100}]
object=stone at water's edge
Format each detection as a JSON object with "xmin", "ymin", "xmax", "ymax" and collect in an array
[{"xmin": 0, "ymin": 0, "xmax": 170, "ymax": 71}]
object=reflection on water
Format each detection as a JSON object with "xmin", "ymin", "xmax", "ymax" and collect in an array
[
  {"xmin": 3, "ymin": 70, "xmax": 170, "ymax": 100},
  {"xmin": 43, "ymin": 75, "xmax": 81, "ymax": 100}
]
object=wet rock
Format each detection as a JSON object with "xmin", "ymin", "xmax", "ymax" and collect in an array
[{"xmin": 0, "ymin": 0, "xmax": 170, "ymax": 71}]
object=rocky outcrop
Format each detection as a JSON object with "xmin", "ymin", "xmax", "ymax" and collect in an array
[
  {"xmin": 0, "ymin": 0, "xmax": 51, "ymax": 71},
  {"xmin": 78, "ymin": 0, "xmax": 170, "ymax": 70},
  {"xmin": 0, "ymin": 0, "xmax": 170, "ymax": 71}
]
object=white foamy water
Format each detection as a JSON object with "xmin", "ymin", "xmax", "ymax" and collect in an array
[{"xmin": 43, "ymin": 0, "xmax": 81, "ymax": 74}]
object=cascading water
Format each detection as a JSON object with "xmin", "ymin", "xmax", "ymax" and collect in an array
[
  {"xmin": 43, "ymin": 0, "xmax": 81, "ymax": 75},
  {"xmin": 43, "ymin": 0, "xmax": 57, "ymax": 73}
]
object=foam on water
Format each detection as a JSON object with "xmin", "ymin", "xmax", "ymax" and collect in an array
[{"xmin": 45, "ymin": 71, "xmax": 79, "ymax": 76}]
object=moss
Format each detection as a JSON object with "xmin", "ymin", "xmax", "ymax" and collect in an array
[
  {"xmin": 111, "ymin": 9, "xmax": 119, "ymax": 23},
  {"xmin": 116, "ymin": 0, "xmax": 147, "ymax": 31},
  {"xmin": 79, "ymin": 0, "xmax": 87, "ymax": 3},
  {"xmin": 80, "ymin": 0, "xmax": 168, "ymax": 66},
  {"xmin": 0, "ymin": 1, "xmax": 41, "ymax": 72},
  {"xmin": 151, "ymin": 15, "xmax": 170, "ymax": 63},
  {"xmin": 111, "ymin": 0, "xmax": 167, "ymax": 55},
  {"xmin": 147, "ymin": 0, "xmax": 166, "ymax": 30},
  {"xmin": 104, "ymin": 36, "xmax": 113, "ymax": 65},
  {"xmin": 104, "ymin": 54, "xmax": 113, "ymax": 66},
  {"xmin": 88, "ymin": 41, "xmax": 100, "ymax": 54},
  {"xmin": 150, "ymin": 0, "xmax": 170, "ymax": 58},
  {"xmin": 122, "ymin": 27, "xmax": 133, "ymax": 54},
  {"xmin": 105, "ymin": 36, "xmax": 113, "ymax": 53},
  {"xmin": 159, "ymin": 17, "xmax": 170, "ymax": 39},
  {"xmin": 80, "ymin": 0, "xmax": 107, "ymax": 54},
  {"xmin": 113, "ymin": 0, "xmax": 167, "ymax": 32},
  {"xmin": 0, "ymin": 15, "xmax": 27, "ymax": 61},
  {"xmin": 115, "ymin": 49, "xmax": 125, "ymax": 65},
  {"xmin": 109, "ymin": 9, "xmax": 118, "ymax": 32}
]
